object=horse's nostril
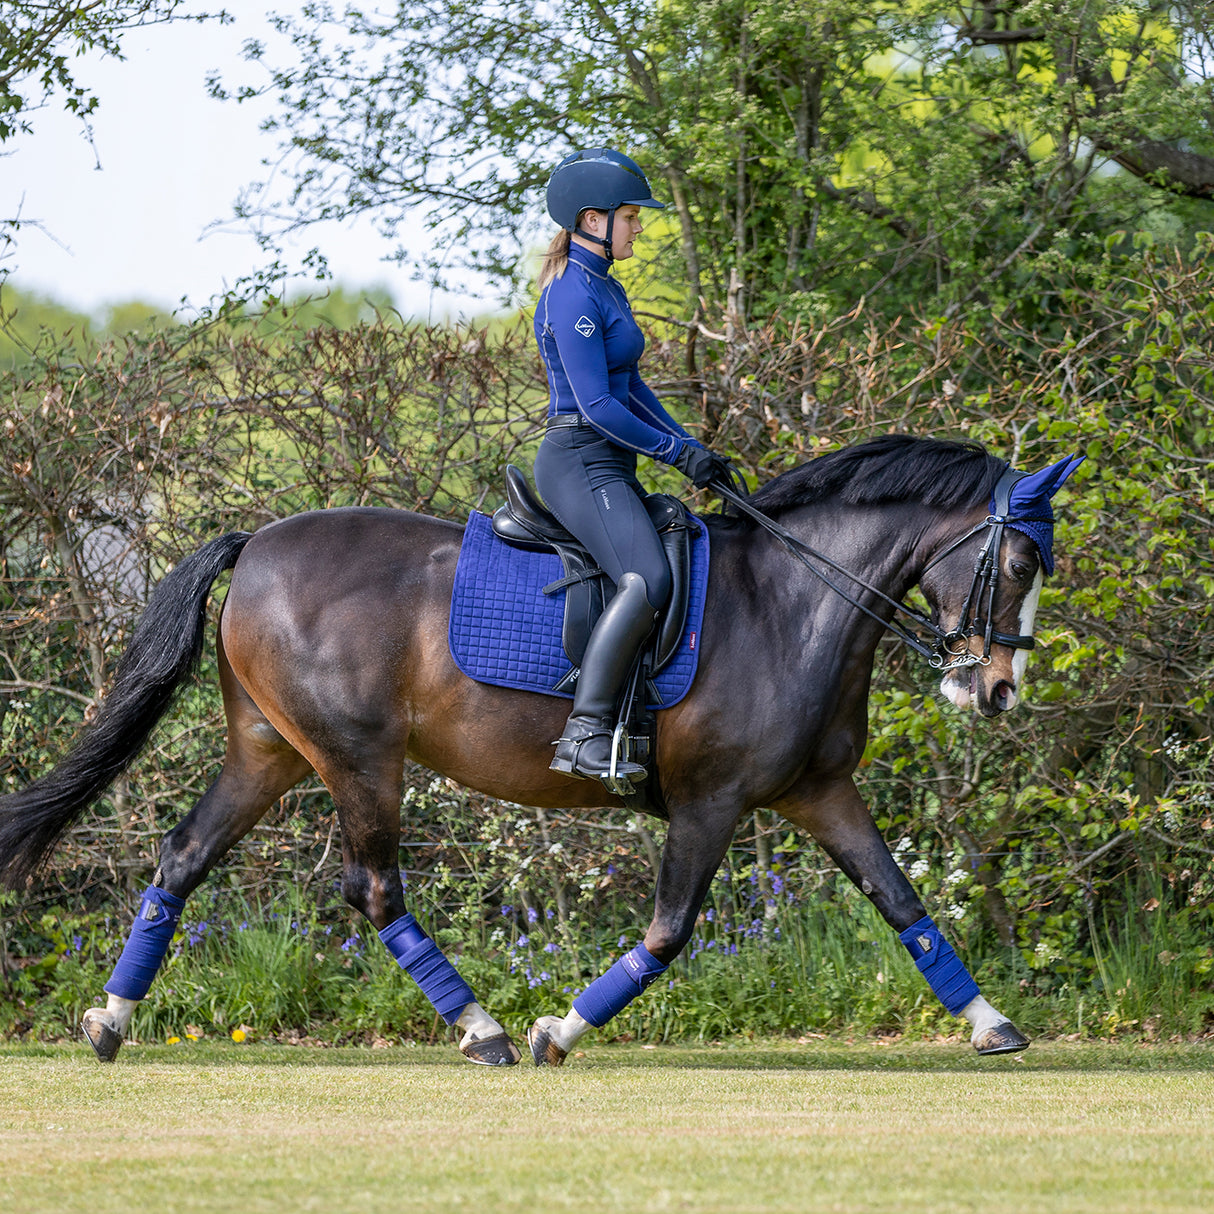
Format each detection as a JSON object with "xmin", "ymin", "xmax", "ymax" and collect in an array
[{"xmin": 995, "ymin": 680, "xmax": 1015, "ymax": 707}]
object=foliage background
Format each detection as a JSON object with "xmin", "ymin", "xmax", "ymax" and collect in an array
[{"xmin": 0, "ymin": 0, "xmax": 1211, "ymax": 1044}]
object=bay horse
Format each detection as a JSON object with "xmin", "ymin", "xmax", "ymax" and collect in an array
[{"xmin": 0, "ymin": 435, "xmax": 1079, "ymax": 1065}]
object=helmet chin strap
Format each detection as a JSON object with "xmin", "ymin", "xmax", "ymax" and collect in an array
[{"xmin": 575, "ymin": 208, "xmax": 616, "ymax": 261}]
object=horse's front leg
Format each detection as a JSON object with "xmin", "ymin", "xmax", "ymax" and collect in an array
[
  {"xmin": 527, "ymin": 801, "xmax": 738, "ymax": 1066},
  {"xmin": 772, "ymin": 776, "xmax": 1029, "ymax": 1055}
]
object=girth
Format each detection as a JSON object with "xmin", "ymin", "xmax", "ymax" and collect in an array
[{"xmin": 491, "ymin": 464, "xmax": 694, "ymax": 697}]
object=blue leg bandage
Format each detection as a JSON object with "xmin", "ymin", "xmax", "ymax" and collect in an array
[
  {"xmin": 898, "ymin": 915, "xmax": 980, "ymax": 1015},
  {"xmin": 378, "ymin": 914, "xmax": 476, "ymax": 1025},
  {"xmin": 104, "ymin": 885, "xmax": 186, "ymax": 1001},
  {"xmin": 573, "ymin": 943, "xmax": 668, "ymax": 1028}
]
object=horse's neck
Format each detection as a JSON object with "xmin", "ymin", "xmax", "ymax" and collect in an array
[{"xmin": 762, "ymin": 502, "xmax": 936, "ymax": 608}]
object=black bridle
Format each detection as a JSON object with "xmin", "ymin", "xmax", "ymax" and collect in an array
[{"xmin": 713, "ymin": 465, "xmax": 1037, "ymax": 672}]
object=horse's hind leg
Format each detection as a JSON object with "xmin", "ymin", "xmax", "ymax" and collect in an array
[
  {"xmin": 314, "ymin": 756, "xmax": 521, "ymax": 1067},
  {"xmin": 81, "ymin": 666, "xmax": 311, "ymax": 1061}
]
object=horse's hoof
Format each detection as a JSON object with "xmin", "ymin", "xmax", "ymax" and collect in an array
[
  {"xmin": 526, "ymin": 1016, "xmax": 568, "ymax": 1067},
  {"xmin": 459, "ymin": 1031, "xmax": 521, "ymax": 1067},
  {"xmin": 81, "ymin": 1012, "xmax": 124, "ymax": 1063},
  {"xmin": 974, "ymin": 1021, "xmax": 1030, "ymax": 1055}
]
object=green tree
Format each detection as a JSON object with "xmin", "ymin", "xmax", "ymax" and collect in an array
[{"xmin": 215, "ymin": 1, "xmax": 1214, "ymax": 319}]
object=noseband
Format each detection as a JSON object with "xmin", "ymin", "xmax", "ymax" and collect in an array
[{"xmin": 714, "ymin": 465, "xmax": 1037, "ymax": 672}]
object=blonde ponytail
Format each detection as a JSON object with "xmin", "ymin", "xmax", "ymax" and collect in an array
[{"xmin": 537, "ymin": 229, "xmax": 572, "ymax": 291}]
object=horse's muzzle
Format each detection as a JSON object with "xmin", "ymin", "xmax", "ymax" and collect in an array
[{"xmin": 940, "ymin": 666, "xmax": 1020, "ymax": 716}]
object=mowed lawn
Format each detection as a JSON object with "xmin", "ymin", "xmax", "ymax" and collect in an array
[{"xmin": 1, "ymin": 1039, "xmax": 1211, "ymax": 1214}]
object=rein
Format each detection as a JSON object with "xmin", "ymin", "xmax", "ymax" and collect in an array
[{"xmin": 712, "ymin": 466, "xmax": 1036, "ymax": 672}]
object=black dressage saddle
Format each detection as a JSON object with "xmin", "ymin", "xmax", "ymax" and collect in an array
[{"xmin": 490, "ymin": 464, "xmax": 695, "ymax": 700}]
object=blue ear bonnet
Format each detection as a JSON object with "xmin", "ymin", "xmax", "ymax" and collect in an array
[{"xmin": 992, "ymin": 453, "xmax": 1084, "ymax": 576}]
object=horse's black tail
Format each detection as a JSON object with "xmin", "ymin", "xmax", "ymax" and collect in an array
[{"xmin": 0, "ymin": 531, "xmax": 253, "ymax": 890}]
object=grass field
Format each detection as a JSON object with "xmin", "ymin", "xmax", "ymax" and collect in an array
[{"xmin": 1, "ymin": 1039, "xmax": 1211, "ymax": 1213}]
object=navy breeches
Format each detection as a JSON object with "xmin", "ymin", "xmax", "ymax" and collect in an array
[{"xmin": 534, "ymin": 426, "xmax": 672, "ymax": 609}]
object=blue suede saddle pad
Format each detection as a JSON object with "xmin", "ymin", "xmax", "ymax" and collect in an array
[{"xmin": 449, "ymin": 509, "xmax": 709, "ymax": 708}]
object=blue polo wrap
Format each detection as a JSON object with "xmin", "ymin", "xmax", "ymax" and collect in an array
[
  {"xmin": 378, "ymin": 914, "xmax": 476, "ymax": 1024},
  {"xmin": 898, "ymin": 915, "xmax": 981, "ymax": 1015},
  {"xmin": 573, "ymin": 943, "xmax": 668, "ymax": 1027},
  {"xmin": 104, "ymin": 885, "xmax": 186, "ymax": 1001}
]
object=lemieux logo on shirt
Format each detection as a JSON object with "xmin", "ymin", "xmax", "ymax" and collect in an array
[{"xmin": 574, "ymin": 316, "xmax": 596, "ymax": 337}]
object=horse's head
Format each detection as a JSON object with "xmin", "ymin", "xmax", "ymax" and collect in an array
[
  {"xmin": 921, "ymin": 524, "xmax": 1044, "ymax": 716},
  {"xmin": 919, "ymin": 453, "xmax": 1083, "ymax": 718}
]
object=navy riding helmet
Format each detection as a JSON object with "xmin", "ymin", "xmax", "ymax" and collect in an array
[{"xmin": 545, "ymin": 148, "xmax": 665, "ymax": 259}]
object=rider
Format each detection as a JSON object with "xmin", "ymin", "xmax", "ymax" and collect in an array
[{"xmin": 533, "ymin": 147, "xmax": 734, "ymax": 783}]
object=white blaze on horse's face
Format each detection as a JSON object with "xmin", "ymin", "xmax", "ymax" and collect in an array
[
  {"xmin": 1009, "ymin": 570, "xmax": 1044, "ymax": 693},
  {"xmin": 939, "ymin": 567, "xmax": 1043, "ymax": 714}
]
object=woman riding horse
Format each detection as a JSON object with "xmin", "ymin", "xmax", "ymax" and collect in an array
[{"xmin": 532, "ymin": 147, "xmax": 736, "ymax": 783}]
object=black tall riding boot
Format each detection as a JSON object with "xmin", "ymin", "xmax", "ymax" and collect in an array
[{"xmin": 550, "ymin": 572, "xmax": 659, "ymax": 783}]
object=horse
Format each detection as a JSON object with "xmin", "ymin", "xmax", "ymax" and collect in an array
[{"xmin": 0, "ymin": 435, "xmax": 1081, "ymax": 1066}]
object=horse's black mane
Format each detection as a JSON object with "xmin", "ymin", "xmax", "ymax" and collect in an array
[{"xmin": 748, "ymin": 434, "xmax": 1006, "ymax": 517}]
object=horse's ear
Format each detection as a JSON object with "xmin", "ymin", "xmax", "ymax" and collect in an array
[
  {"xmin": 1002, "ymin": 453, "xmax": 1084, "ymax": 577},
  {"xmin": 1007, "ymin": 453, "xmax": 1085, "ymax": 521}
]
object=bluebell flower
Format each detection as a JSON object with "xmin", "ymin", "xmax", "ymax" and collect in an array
[
  {"xmin": 517, "ymin": 935, "xmax": 529, "ymax": 948},
  {"xmin": 527, "ymin": 907, "xmax": 539, "ymax": 924},
  {"xmin": 543, "ymin": 942, "xmax": 561, "ymax": 954},
  {"xmin": 500, "ymin": 905, "xmax": 514, "ymax": 917},
  {"xmin": 617, "ymin": 934, "xmax": 627, "ymax": 948}
]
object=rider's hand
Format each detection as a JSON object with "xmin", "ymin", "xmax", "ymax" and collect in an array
[{"xmin": 674, "ymin": 443, "xmax": 735, "ymax": 490}]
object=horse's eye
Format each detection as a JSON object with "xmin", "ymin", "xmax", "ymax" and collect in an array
[{"xmin": 1009, "ymin": 560, "xmax": 1030, "ymax": 581}]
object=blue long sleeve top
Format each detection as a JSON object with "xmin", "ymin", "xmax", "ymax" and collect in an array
[{"xmin": 535, "ymin": 243, "xmax": 697, "ymax": 463}]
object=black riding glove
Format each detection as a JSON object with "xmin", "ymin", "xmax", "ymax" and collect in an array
[{"xmin": 674, "ymin": 444, "xmax": 734, "ymax": 489}]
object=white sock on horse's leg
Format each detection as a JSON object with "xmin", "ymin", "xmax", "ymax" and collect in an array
[
  {"xmin": 960, "ymin": 994, "xmax": 1006, "ymax": 1040},
  {"xmin": 544, "ymin": 1008, "xmax": 593, "ymax": 1053},
  {"xmin": 83, "ymin": 993, "xmax": 139, "ymax": 1036},
  {"xmin": 454, "ymin": 1001, "xmax": 505, "ymax": 1047}
]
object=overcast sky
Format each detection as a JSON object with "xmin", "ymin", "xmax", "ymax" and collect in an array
[{"xmin": 1, "ymin": 6, "xmax": 494, "ymax": 321}]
